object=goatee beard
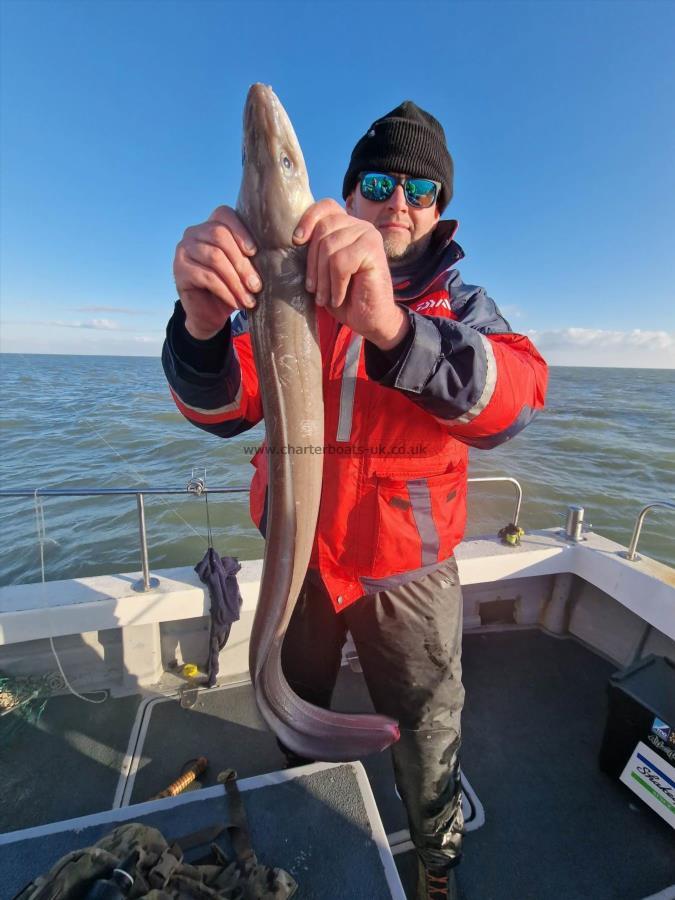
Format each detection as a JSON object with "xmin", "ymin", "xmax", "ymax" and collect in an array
[
  {"xmin": 382, "ymin": 236, "xmax": 412, "ymax": 261},
  {"xmin": 383, "ymin": 232, "xmax": 432, "ymax": 265}
]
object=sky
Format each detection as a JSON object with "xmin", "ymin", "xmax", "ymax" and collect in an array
[{"xmin": 1, "ymin": 0, "xmax": 674, "ymax": 367}]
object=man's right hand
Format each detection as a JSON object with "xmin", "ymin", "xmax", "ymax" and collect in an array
[{"xmin": 173, "ymin": 206, "xmax": 262, "ymax": 340}]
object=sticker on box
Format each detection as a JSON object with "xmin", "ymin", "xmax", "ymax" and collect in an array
[
  {"xmin": 648, "ymin": 731, "xmax": 675, "ymax": 764},
  {"xmin": 620, "ymin": 741, "xmax": 675, "ymax": 829},
  {"xmin": 651, "ymin": 717, "xmax": 671, "ymax": 742}
]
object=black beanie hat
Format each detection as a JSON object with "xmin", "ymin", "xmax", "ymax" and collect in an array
[{"xmin": 342, "ymin": 100, "xmax": 454, "ymax": 212}]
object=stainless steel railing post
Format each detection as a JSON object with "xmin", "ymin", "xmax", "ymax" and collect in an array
[
  {"xmin": 133, "ymin": 493, "xmax": 158, "ymax": 592},
  {"xmin": 467, "ymin": 476, "xmax": 523, "ymax": 526},
  {"xmin": 621, "ymin": 501, "xmax": 675, "ymax": 562}
]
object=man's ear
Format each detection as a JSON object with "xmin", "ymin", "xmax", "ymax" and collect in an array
[{"xmin": 345, "ymin": 191, "xmax": 354, "ymax": 214}]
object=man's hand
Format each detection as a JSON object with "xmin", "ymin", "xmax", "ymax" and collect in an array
[
  {"xmin": 294, "ymin": 199, "xmax": 410, "ymax": 351},
  {"xmin": 174, "ymin": 206, "xmax": 262, "ymax": 340}
]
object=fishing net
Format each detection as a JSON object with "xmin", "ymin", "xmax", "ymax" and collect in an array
[{"xmin": 0, "ymin": 669, "xmax": 63, "ymax": 740}]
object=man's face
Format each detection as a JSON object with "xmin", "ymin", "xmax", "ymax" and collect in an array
[{"xmin": 346, "ymin": 172, "xmax": 441, "ymax": 265}]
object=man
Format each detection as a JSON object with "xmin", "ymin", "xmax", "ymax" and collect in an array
[{"xmin": 163, "ymin": 101, "xmax": 548, "ymax": 899}]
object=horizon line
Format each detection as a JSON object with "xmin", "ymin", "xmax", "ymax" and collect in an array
[{"xmin": 0, "ymin": 350, "xmax": 673, "ymax": 372}]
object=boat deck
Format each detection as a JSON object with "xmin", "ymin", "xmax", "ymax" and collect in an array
[{"xmin": 2, "ymin": 630, "xmax": 674, "ymax": 899}]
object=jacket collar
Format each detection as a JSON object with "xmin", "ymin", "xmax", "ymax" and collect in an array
[{"xmin": 391, "ymin": 219, "xmax": 464, "ymax": 301}]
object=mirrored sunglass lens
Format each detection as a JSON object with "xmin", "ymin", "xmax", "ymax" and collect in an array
[
  {"xmin": 362, "ymin": 174, "xmax": 395, "ymax": 200},
  {"xmin": 405, "ymin": 179, "xmax": 437, "ymax": 207}
]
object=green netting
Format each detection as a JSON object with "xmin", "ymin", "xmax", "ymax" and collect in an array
[{"xmin": 0, "ymin": 670, "xmax": 59, "ymax": 739}]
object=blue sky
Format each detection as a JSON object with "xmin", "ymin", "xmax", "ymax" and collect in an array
[{"xmin": 1, "ymin": 0, "xmax": 673, "ymax": 366}]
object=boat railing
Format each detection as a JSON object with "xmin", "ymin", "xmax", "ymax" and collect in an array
[
  {"xmin": 0, "ymin": 476, "xmax": 523, "ymax": 592},
  {"xmin": 620, "ymin": 501, "xmax": 675, "ymax": 562}
]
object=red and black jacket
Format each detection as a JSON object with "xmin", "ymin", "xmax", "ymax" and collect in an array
[{"xmin": 163, "ymin": 220, "xmax": 548, "ymax": 611}]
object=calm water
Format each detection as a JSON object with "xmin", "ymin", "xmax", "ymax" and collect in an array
[{"xmin": 0, "ymin": 353, "xmax": 673, "ymax": 587}]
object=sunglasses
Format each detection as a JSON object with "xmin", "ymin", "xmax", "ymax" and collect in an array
[{"xmin": 359, "ymin": 172, "xmax": 440, "ymax": 208}]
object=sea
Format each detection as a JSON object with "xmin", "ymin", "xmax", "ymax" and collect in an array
[{"xmin": 0, "ymin": 353, "xmax": 673, "ymax": 587}]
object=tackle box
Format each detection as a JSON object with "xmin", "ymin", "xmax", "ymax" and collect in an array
[{"xmin": 599, "ymin": 654, "xmax": 675, "ymax": 828}]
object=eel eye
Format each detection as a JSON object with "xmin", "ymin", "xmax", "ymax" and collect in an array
[{"xmin": 281, "ymin": 154, "xmax": 292, "ymax": 170}]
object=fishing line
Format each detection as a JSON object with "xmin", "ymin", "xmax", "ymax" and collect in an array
[
  {"xmin": 82, "ymin": 421, "xmax": 206, "ymax": 542},
  {"xmin": 205, "ymin": 488, "xmax": 214, "ymax": 549},
  {"xmin": 34, "ymin": 491, "xmax": 108, "ymax": 705}
]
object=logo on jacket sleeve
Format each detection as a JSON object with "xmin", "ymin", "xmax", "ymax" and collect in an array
[{"xmin": 411, "ymin": 291, "xmax": 456, "ymax": 318}]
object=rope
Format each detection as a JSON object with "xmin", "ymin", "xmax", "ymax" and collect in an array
[
  {"xmin": 34, "ymin": 491, "xmax": 108, "ymax": 705},
  {"xmin": 205, "ymin": 491, "xmax": 214, "ymax": 549}
]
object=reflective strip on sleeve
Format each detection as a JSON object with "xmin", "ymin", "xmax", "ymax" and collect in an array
[
  {"xmin": 448, "ymin": 332, "xmax": 497, "ymax": 425},
  {"xmin": 336, "ymin": 334, "xmax": 363, "ymax": 442},
  {"xmin": 170, "ymin": 381, "xmax": 243, "ymax": 421},
  {"xmin": 407, "ymin": 479, "xmax": 440, "ymax": 566}
]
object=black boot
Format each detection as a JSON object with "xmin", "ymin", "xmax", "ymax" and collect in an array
[{"xmin": 416, "ymin": 858, "xmax": 460, "ymax": 900}]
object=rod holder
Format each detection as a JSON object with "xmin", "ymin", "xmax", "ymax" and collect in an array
[{"xmin": 564, "ymin": 505, "xmax": 585, "ymax": 542}]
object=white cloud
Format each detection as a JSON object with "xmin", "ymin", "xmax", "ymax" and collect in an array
[
  {"xmin": 0, "ymin": 319, "xmax": 164, "ymax": 356},
  {"xmin": 43, "ymin": 318, "xmax": 121, "ymax": 331},
  {"xmin": 73, "ymin": 306, "xmax": 143, "ymax": 315},
  {"xmin": 2, "ymin": 316, "xmax": 673, "ymax": 367},
  {"xmin": 500, "ymin": 304, "xmax": 523, "ymax": 320},
  {"xmin": 78, "ymin": 318, "xmax": 119, "ymax": 331},
  {"xmin": 528, "ymin": 328, "xmax": 675, "ymax": 368}
]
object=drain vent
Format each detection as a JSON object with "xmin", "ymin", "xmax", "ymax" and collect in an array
[{"xmin": 479, "ymin": 597, "xmax": 517, "ymax": 626}]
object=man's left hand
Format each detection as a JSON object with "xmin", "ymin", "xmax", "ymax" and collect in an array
[{"xmin": 293, "ymin": 199, "xmax": 410, "ymax": 351}]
